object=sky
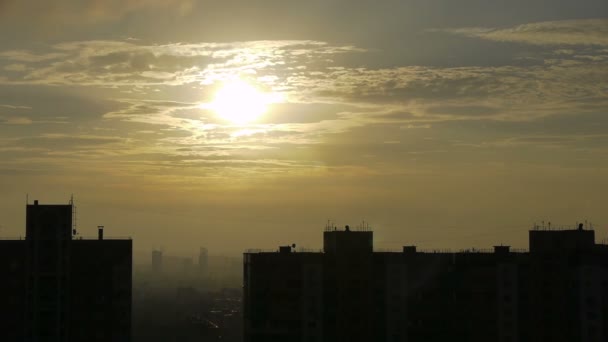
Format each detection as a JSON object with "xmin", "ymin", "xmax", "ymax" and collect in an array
[{"xmin": 0, "ymin": 0, "xmax": 607, "ymax": 259}]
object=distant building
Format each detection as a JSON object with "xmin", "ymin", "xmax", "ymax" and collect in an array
[
  {"xmin": 199, "ymin": 247, "xmax": 208, "ymax": 274},
  {"xmin": 152, "ymin": 249, "xmax": 163, "ymax": 273},
  {"xmin": 0, "ymin": 200, "xmax": 132, "ymax": 342},
  {"xmin": 244, "ymin": 223, "xmax": 608, "ymax": 342}
]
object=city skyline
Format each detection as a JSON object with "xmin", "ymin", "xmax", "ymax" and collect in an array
[
  {"xmin": 244, "ymin": 221, "xmax": 608, "ymax": 341},
  {"xmin": 1, "ymin": 1, "xmax": 607, "ymax": 256},
  {"xmin": 1, "ymin": 197, "xmax": 604, "ymax": 261}
]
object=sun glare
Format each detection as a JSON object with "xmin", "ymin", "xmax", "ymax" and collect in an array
[{"xmin": 209, "ymin": 80, "xmax": 275, "ymax": 124}]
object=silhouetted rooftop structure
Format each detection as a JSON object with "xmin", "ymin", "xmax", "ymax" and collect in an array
[
  {"xmin": 244, "ymin": 223, "xmax": 608, "ymax": 342},
  {"xmin": 529, "ymin": 226, "xmax": 595, "ymax": 253},
  {"xmin": 0, "ymin": 200, "xmax": 132, "ymax": 342}
]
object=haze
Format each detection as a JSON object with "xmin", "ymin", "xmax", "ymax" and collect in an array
[{"xmin": 1, "ymin": 0, "xmax": 607, "ymax": 261}]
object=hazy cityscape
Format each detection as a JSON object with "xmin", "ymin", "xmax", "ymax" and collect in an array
[
  {"xmin": 2, "ymin": 200, "xmax": 608, "ymax": 341},
  {"xmin": 133, "ymin": 248, "xmax": 242, "ymax": 342},
  {"xmin": 1, "ymin": 0, "xmax": 607, "ymax": 340}
]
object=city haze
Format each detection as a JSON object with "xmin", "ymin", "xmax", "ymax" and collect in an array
[{"xmin": 1, "ymin": 1, "xmax": 608, "ymax": 258}]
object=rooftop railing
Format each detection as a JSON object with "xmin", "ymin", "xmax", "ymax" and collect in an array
[
  {"xmin": 531, "ymin": 223, "xmax": 595, "ymax": 231},
  {"xmin": 0, "ymin": 236, "xmax": 132, "ymax": 240},
  {"xmin": 375, "ymin": 248, "xmax": 529, "ymax": 254},
  {"xmin": 245, "ymin": 248, "xmax": 530, "ymax": 254},
  {"xmin": 73, "ymin": 236, "xmax": 132, "ymax": 240},
  {"xmin": 245, "ymin": 248, "xmax": 324, "ymax": 253},
  {"xmin": 244, "ymin": 249, "xmax": 280, "ymax": 253}
]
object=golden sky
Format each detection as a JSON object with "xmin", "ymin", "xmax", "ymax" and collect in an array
[{"xmin": 0, "ymin": 1, "xmax": 607, "ymax": 259}]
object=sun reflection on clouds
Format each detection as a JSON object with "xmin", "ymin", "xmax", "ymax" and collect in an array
[
  {"xmin": 231, "ymin": 128, "xmax": 267, "ymax": 138},
  {"xmin": 201, "ymin": 78, "xmax": 285, "ymax": 125}
]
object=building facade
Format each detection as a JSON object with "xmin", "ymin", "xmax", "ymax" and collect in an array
[
  {"xmin": 0, "ymin": 200, "xmax": 132, "ymax": 342},
  {"xmin": 244, "ymin": 224, "xmax": 608, "ymax": 342}
]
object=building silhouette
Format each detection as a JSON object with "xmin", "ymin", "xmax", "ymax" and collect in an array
[
  {"xmin": 244, "ymin": 223, "xmax": 608, "ymax": 342},
  {"xmin": 0, "ymin": 200, "xmax": 132, "ymax": 342}
]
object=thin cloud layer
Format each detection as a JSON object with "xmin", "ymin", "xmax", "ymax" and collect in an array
[
  {"xmin": 1, "ymin": 38, "xmax": 605, "ymax": 125},
  {"xmin": 438, "ymin": 19, "xmax": 608, "ymax": 46},
  {"xmin": 0, "ymin": 40, "xmax": 363, "ymax": 86},
  {"xmin": 0, "ymin": 0, "xmax": 195, "ymax": 23},
  {"xmin": 0, "ymin": 36, "xmax": 606, "ymax": 176}
]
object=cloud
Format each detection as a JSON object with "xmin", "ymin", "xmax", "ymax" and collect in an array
[
  {"xmin": 1, "ymin": 38, "xmax": 606, "ymax": 132},
  {"xmin": 0, "ymin": 85, "xmax": 123, "ymax": 122},
  {"xmin": 290, "ymin": 59, "xmax": 608, "ymax": 123},
  {"xmin": 0, "ymin": 40, "xmax": 362, "ymax": 86},
  {"xmin": 482, "ymin": 134, "xmax": 608, "ymax": 152},
  {"xmin": 3, "ymin": 64, "xmax": 28, "ymax": 72},
  {"xmin": 0, "ymin": 116, "xmax": 32, "ymax": 125},
  {"xmin": 4, "ymin": 38, "xmax": 602, "ymax": 134},
  {"xmin": 0, "ymin": 34, "xmax": 606, "ymax": 181},
  {"xmin": 435, "ymin": 19, "xmax": 608, "ymax": 46},
  {"xmin": 102, "ymin": 97, "xmax": 369, "ymax": 147},
  {"xmin": 0, "ymin": 0, "xmax": 195, "ymax": 23},
  {"xmin": 33, "ymin": 133, "xmax": 125, "ymax": 146},
  {"xmin": 0, "ymin": 104, "xmax": 31, "ymax": 110},
  {"xmin": 0, "ymin": 50, "xmax": 67, "ymax": 62}
]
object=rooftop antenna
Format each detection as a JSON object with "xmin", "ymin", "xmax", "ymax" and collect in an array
[
  {"xmin": 70, "ymin": 195, "xmax": 77, "ymax": 236},
  {"xmin": 25, "ymin": 193, "xmax": 29, "ymax": 205}
]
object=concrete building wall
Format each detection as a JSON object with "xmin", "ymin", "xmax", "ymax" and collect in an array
[
  {"xmin": 301, "ymin": 262, "xmax": 323, "ymax": 342},
  {"xmin": 497, "ymin": 262, "xmax": 519, "ymax": 342}
]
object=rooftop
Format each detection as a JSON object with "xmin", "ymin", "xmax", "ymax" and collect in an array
[{"xmin": 0, "ymin": 236, "xmax": 132, "ymax": 241}]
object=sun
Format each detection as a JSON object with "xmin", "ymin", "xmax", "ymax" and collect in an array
[{"xmin": 209, "ymin": 80, "xmax": 272, "ymax": 124}]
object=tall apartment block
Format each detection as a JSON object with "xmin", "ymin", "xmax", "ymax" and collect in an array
[
  {"xmin": 0, "ymin": 200, "xmax": 132, "ymax": 342},
  {"xmin": 244, "ymin": 224, "xmax": 608, "ymax": 342}
]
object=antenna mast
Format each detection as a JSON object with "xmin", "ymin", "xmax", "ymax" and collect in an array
[{"xmin": 70, "ymin": 194, "xmax": 78, "ymax": 237}]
